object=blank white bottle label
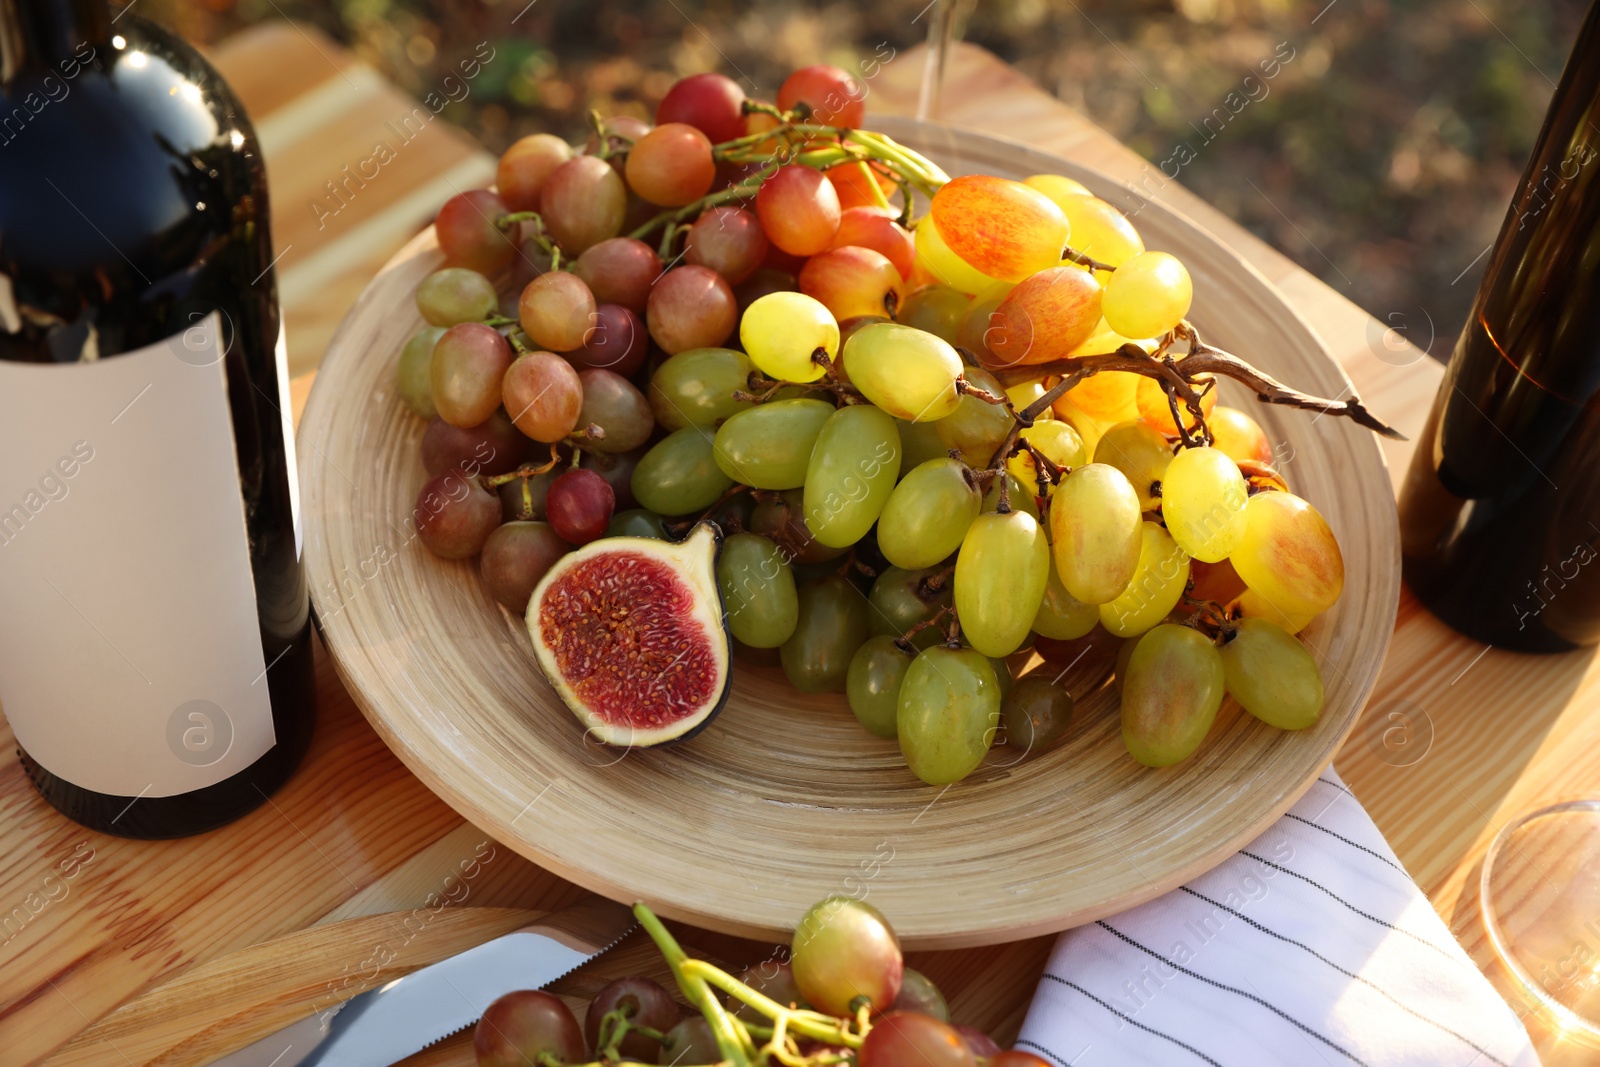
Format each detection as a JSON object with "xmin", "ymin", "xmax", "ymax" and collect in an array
[{"xmin": 0, "ymin": 314, "xmax": 274, "ymax": 798}]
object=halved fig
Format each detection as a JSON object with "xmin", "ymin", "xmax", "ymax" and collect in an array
[{"xmin": 526, "ymin": 522, "xmax": 730, "ymax": 746}]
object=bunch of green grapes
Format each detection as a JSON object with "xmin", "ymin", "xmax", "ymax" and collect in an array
[{"xmin": 400, "ymin": 63, "xmax": 1355, "ymax": 784}]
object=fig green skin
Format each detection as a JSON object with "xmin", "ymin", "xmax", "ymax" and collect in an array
[
  {"xmin": 649, "ymin": 347, "xmax": 756, "ymax": 430},
  {"xmin": 780, "ymin": 576, "xmax": 870, "ymax": 694},
  {"xmin": 867, "ymin": 565, "xmax": 953, "ymax": 651},
  {"xmin": 847, "ymin": 635, "xmax": 915, "ymax": 739},
  {"xmin": 803, "ymin": 404, "xmax": 901, "ymax": 548},
  {"xmin": 891, "ymin": 967, "xmax": 951, "ymax": 1022},
  {"xmin": 897, "ymin": 646, "xmax": 1001, "ymax": 786},
  {"xmin": 791, "ymin": 896, "xmax": 904, "ymax": 1016},
  {"xmin": 712, "ymin": 398, "xmax": 835, "ymax": 489},
  {"xmin": 1121, "ymin": 624, "xmax": 1226, "ymax": 767},
  {"xmin": 396, "ymin": 326, "xmax": 445, "ymax": 419},
  {"xmin": 877, "ymin": 458, "xmax": 982, "ymax": 571},
  {"xmin": 953, "ymin": 510, "xmax": 1050, "ymax": 658},
  {"xmin": 1000, "ymin": 674, "xmax": 1073, "ymax": 757},
  {"xmin": 1050, "ymin": 463, "xmax": 1143, "ymax": 605},
  {"xmin": 1219, "ymin": 617, "xmax": 1324, "ymax": 730},
  {"xmin": 631, "ymin": 427, "xmax": 734, "ymax": 516},
  {"xmin": 717, "ymin": 532, "xmax": 800, "ymax": 648}
]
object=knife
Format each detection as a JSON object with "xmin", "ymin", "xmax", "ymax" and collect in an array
[{"xmin": 209, "ymin": 899, "xmax": 637, "ymax": 1067}]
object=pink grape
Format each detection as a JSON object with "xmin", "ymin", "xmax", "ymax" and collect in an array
[
  {"xmin": 518, "ymin": 272, "xmax": 596, "ymax": 353},
  {"xmin": 479, "ymin": 521, "xmax": 569, "ymax": 612},
  {"xmin": 568, "ymin": 304, "xmax": 647, "ymax": 376},
  {"xmin": 421, "ymin": 412, "xmax": 527, "ymax": 477},
  {"xmin": 575, "ymin": 369, "xmax": 653, "ymax": 453},
  {"xmin": 625, "ymin": 123, "xmax": 717, "ymax": 207},
  {"xmin": 503, "ymin": 352, "xmax": 584, "ymax": 442},
  {"xmin": 656, "ymin": 72, "xmax": 746, "ymax": 143},
  {"xmin": 540, "ymin": 156, "xmax": 627, "ymax": 254},
  {"xmin": 778, "ymin": 65, "xmax": 866, "ymax": 127},
  {"xmin": 756, "ymin": 164, "xmax": 841, "ymax": 256},
  {"xmin": 434, "ymin": 189, "xmax": 517, "ymax": 275},
  {"xmin": 646, "ymin": 265, "xmax": 738, "ymax": 353},
  {"xmin": 429, "ymin": 322, "xmax": 513, "ymax": 429},
  {"xmin": 685, "ymin": 206, "xmax": 769, "ymax": 285},
  {"xmin": 496, "ymin": 134, "xmax": 571, "ymax": 212},
  {"xmin": 545, "ymin": 468, "xmax": 615, "ymax": 545},
  {"xmin": 572, "ymin": 237, "xmax": 662, "ymax": 314},
  {"xmin": 414, "ymin": 471, "xmax": 501, "ymax": 560}
]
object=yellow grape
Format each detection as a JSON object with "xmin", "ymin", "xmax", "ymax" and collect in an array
[
  {"xmin": 842, "ymin": 322, "xmax": 963, "ymax": 421},
  {"xmin": 1235, "ymin": 586, "xmax": 1314, "ymax": 634},
  {"xmin": 1230, "ymin": 492, "xmax": 1344, "ymax": 617},
  {"xmin": 1093, "ymin": 420, "xmax": 1173, "ymax": 512},
  {"xmin": 956, "ymin": 280, "xmax": 1016, "ymax": 360},
  {"xmin": 1023, "ymin": 173, "xmax": 1093, "ymax": 206},
  {"xmin": 1160, "ymin": 445, "xmax": 1247, "ymax": 563},
  {"xmin": 1219, "ymin": 617, "xmax": 1324, "ymax": 730},
  {"xmin": 1033, "ymin": 564, "xmax": 1099, "ymax": 640},
  {"xmin": 954, "ymin": 509, "xmax": 1050, "ymax": 657},
  {"xmin": 1209, "ymin": 406, "xmax": 1274, "ymax": 466},
  {"xmin": 1006, "ymin": 419, "xmax": 1086, "ymax": 488},
  {"xmin": 1135, "ymin": 367, "xmax": 1217, "ymax": 436},
  {"xmin": 741, "ymin": 292, "xmax": 839, "ymax": 383},
  {"xmin": 913, "ymin": 214, "xmax": 997, "ymax": 295},
  {"xmin": 929, "ymin": 175, "xmax": 1071, "ymax": 283},
  {"xmin": 1005, "ymin": 377, "xmax": 1050, "ymax": 412},
  {"xmin": 1121, "ymin": 623, "xmax": 1224, "ymax": 767},
  {"xmin": 1050, "ymin": 463, "xmax": 1143, "ymax": 605},
  {"xmin": 1101, "ymin": 251, "xmax": 1193, "ymax": 340},
  {"xmin": 1049, "ymin": 392, "xmax": 1114, "ymax": 460},
  {"xmin": 1060, "ymin": 370, "xmax": 1142, "ymax": 424},
  {"xmin": 1057, "ymin": 197, "xmax": 1144, "ymax": 272},
  {"xmin": 1099, "ymin": 521, "xmax": 1190, "ymax": 638}
]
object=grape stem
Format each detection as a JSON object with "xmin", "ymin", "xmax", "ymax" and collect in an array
[
  {"xmin": 983, "ymin": 322, "xmax": 1405, "ymax": 443},
  {"xmin": 1060, "ymin": 245, "xmax": 1116, "ymax": 273},
  {"xmin": 628, "ymin": 163, "xmax": 779, "ymax": 241},
  {"xmin": 663, "ymin": 484, "xmax": 751, "ymax": 538}
]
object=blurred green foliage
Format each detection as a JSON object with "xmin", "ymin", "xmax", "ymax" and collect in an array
[{"xmin": 148, "ymin": 0, "xmax": 1588, "ymax": 357}]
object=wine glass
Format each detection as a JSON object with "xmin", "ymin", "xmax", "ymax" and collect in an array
[
  {"xmin": 1479, "ymin": 797, "xmax": 1600, "ymax": 1047},
  {"xmin": 915, "ymin": 0, "xmax": 977, "ymax": 122}
]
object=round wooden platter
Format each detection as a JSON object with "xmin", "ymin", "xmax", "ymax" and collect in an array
[{"xmin": 299, "ymin": 118, "xmax": 1399, "ymax": 950}]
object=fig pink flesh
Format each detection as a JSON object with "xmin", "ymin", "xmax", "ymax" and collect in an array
[{"xmin": 537, "ymin": 552, "xmax": 720, "ymax": 729}]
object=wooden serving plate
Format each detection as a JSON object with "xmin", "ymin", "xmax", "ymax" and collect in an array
[{"xmin": 299, "ymin": 118, "xmax": 1399, "ymax": 950}]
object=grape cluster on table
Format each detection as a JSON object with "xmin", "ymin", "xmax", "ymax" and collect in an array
[
  {"xmin": 400, "ymin": 62, "xmax": 1347, "ymax": 784},
  {"xmin": 475, "ymin": 897, "xmax": 1038, "ymax": 1067}
]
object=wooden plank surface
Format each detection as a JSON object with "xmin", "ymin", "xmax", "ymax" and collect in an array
[{"xmin": 0, "ymin": 23, "xmax": 1594, "ymax": 1066}]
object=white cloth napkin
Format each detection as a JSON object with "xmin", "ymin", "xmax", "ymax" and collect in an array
[{"xmin": 1016, "ymin": 770, "xmax": 1541, "ymax": 1067}]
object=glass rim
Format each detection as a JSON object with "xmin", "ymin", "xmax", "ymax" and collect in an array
[{"xmin": 1478, "ymin": 796, "xmax": 1600, "ymax": 1045}]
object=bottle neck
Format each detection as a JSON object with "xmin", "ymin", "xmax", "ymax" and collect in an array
[{"xmin": 0, "ymin": 0, "xmax": 110, "ymax": 84}]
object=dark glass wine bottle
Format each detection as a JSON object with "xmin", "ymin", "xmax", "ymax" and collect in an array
[
  {"xmin": 1399, "ymin": 0, "xmax": 1600, "ymax": 653},
  {"xmin": 0, "ymin": 0, "xmax": 316, "ymax": 835}
]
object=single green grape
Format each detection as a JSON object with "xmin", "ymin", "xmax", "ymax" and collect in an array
[
  {"xmin": 1219, "ymin": 617, "xmax": 1324, "ymax": 730},
  {"xmin": 1121, "ymin": 623, "xmax": 1225, "ymax": 767},
  {"xmin": 867, "ymin": 565, "xmax": 953, "ymax": 651},
  {"xmin": 846, "ymin": 636, "xmax": 915, "ymax": 739},
  {"xmin": 803, "ymin": 404, "xmax": 901, "ymax": 548},
  {"xmin": 1098, "ymin": 521, "xmax": 1191, "ymax": 638},
  {"xmin": 1006, "ymin": 419, "xmax": 1087, "ymax": 489},
  {"xmin": 649, "ymin": 348, "xmax": 757, "ymax": 430},
  {"xmin": 712, "ymin": 398, "xmax": 834, "ymax": 489},
  {"xmin": 896, "ymin": 418, "xmax": 949, "ymax": 477},
  {"xmin": 606, "ymin": 508, "xmax": 669, "ymax": 539},
  {"xmin": 1050, "ymin": 463, "xmax": 1143, "ymax": 604},
  {"xmin": 896, "ymin": 284, "xmax": 971, "ymax": 347},
  {"xmin": 396, "ymin": 326, "xmax": 445, "ymax": 419},
  {"xmin": 877, "ymin": 458, "xmax": 981, "ymax": 570},
  {"xmin": 1000, "ymin": 674, "xmax": 1073, "ymax": 756},
  {"xmin": 717, "ymin": 532, "xmax": 800, "ymax": 649},
  {"xmin": 1161, "ymin": 445, "xmax": 1247, "ymax": 563},
  {"xmin": 780, "ymin": 576, "xmax": 870, "ymax": 693},
  {"xmin": 630, "ymin": 427, "xmax": 733, "ymax": 516},
  {"xmin": 1102, "ymin": 251, "xmax": 1193, "ymax": 340},
  {"xmin": 1093, "ymin": 420, "xmax": 1173, "ymax": 511},
  {"xmin": 1033, "ymin": 564, "xmax": 1099, "ymax": 640},
  {"xmin": 841, "ymin": 322, "xmax": 963, "ymax": 422},
  {"xmin": 981, "ymin": 471, "xmax": 1040, "ymax": 521},
  {"xmin": 741, "ymin": 292, "xmax": 839, "ymax": 383},
  {"xmin": 415, "ymin": 267, "xmax": 498, "ymax": 326},
  {"xmin": 935, "ymin": 365, "xmax": 1011, "ymax": 467},
  {"xmin": 897, "ymin": 646, "xmax": 1000, "ymax": 785},
  {"xmin": 954, "ymin": 509, "xmax": 1050, "ymax": 658}
]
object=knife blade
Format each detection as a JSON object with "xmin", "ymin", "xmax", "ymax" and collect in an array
[{"xmin": 209, "ymin": 899, "xmax": 637, "ymax": 1067}]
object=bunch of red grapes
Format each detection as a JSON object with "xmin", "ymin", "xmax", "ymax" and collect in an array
[
  {"xmin": 403, "ymin": 65, "xmax": 909, "ymax": 616},
  {"xmin": 475, "ymin": 898, "xmax": 1045, "ymax": 1067}
]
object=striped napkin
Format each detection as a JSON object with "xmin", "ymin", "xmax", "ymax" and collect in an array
[{"xmin": 1016, "ymin": 771, "xmax": 1541, "ymax": 1067}]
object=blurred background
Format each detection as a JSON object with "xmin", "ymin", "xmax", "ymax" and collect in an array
[{"xmin": 137, "ymin": 0, "xmax": 1586, "ymax": 360}]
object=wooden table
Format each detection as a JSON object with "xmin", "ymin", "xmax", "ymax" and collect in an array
[{"xmin": 3, "ymin": 23, "xmax": 1597, "ymax": 1067}]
